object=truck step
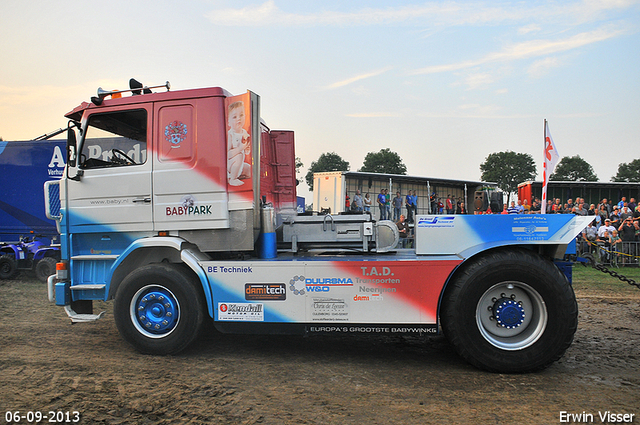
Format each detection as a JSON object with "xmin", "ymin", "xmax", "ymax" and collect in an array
[
  {"xmin": 70, "ymin": 284, "xmax": 106, "ymax": 301},
  {"xmin": 70, "ymin": 284, "xmax": 106, "ymax": 290},
  {"xmin": 64, "ymin": 305, "xmax": 105, "ymax": 323}
]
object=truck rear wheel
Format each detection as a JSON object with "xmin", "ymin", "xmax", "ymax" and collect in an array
[
  {"xmin": 440, "ymin": 249, "xmax": 577, "ymax": 373},
  {"xmin": 114, "ymin": 263, "xmax": 205, "ymax": 355}
]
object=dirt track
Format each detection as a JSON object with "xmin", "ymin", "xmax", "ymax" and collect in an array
[{"xmin": 1, "ymin": 274, "xmax": 639, "ymax": 425}]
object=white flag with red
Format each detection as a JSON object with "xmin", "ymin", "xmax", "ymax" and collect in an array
[{"xmin": 542, "ymin": 120, "xmax": 560, "ymax": 214}]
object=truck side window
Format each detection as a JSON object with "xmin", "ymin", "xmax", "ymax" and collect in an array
[{"xmin": 79, "ymin": 109, "xmax": 148, "ymax": 169}]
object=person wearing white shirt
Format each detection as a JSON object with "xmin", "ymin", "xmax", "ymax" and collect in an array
[{"xmin": 597, "ymin": 219, "xmax": 616, "ymax": 237}]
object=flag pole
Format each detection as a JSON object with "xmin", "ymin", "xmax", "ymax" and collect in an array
[{"xmin": 542, "ymin": 119, "xmax": 547, "ymax": 214}]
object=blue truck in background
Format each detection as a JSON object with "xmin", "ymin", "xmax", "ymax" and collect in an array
[{"xmin": 0, "ymin": 139, "xmax": 65, "ymax": 281}]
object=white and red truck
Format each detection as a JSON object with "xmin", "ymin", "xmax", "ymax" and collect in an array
[{"xmin": 45, "ymin": 79, "xmax": 591, "ymax": 372}]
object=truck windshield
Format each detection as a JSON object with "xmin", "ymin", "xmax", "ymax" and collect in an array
[{"xmin": 79, "ymin": 109, "xmax": 147, "ymax": 169}]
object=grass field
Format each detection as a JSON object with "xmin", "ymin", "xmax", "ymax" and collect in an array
[{"xmin": 571, "ymin": 264, "xmax": 640, "ymax": 297}]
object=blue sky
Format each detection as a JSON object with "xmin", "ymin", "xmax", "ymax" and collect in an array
[{"xmin": 1, "ymin": 1, "xmax": 638, "ymax": 201}]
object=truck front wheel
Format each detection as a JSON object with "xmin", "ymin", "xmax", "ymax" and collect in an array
[
  {"xmin": 114, "ymin": 264, "xmax": 205, "ymax": 355},
  {"xmin": 440, "ymin": 249, "xmax": 578, "ymax": 373}
]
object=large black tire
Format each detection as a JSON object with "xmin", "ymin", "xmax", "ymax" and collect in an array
[
  {"xmin": 0, "ymin": 254, "xmax": 19, "ymax": 279},
  {"xmin": 114, "ymin": 263, "xmax": 205, "ymax": 355},
  {"xmin": 440, "ymin": 249, "xmax": 578, "ymax": 373},
  {"xmin": 35, "ymin": 257, "xmax": 57, "ymax": 283}
]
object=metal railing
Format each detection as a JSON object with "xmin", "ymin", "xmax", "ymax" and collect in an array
[{"xmin": 579, "ymin": 239, "xmax": 640, "ymax": 267}]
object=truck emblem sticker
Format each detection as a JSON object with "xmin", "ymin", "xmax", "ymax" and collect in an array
[
  {"xmin": 289, "ymin": 275, "xmax": 306, "ymax": 295},
  {"xmin": 164, "ymin": 121, "xmax": 188, "ymax": 146}
]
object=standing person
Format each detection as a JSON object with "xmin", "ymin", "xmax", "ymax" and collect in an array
[
  {"xmin": 609, "ymin": 230, "xmax": 622, "ymax": 265},
  {"xmin": 384, "ymin": 189, "xmax": 391, "ymax": 221},
  {"xmin": 363, "ymin": 192, "xmax": 372, "ymax": 213},
  {"xmin": 507, "ymin": 201, "xmax": 519, "ymax": 214},
  {"xmin": 352, "ymin": 190, "xmax": 363, "ymax": 212},
  {"xmin": 610, "ymin": 206, "xmax": 621, "ymax": 227},
  {"xmin": 392, "ymin": 191, "xmax": 403, "ymax": 221},
  {"xmin": 618, "ymin": 217, "xmax": 639, "ymax": 264},
  {"xmin": 405, "ymin": 192, "xmax": 414, "ymax": 223},
  {"xmin": 446, "ymin": 195, "xmax": 454, "ymax": 214},
  {"xmin": 598, "ymin": 204, "xmax": 609, "ymax": 228},
  {"xmin": 411, "ymin": 190, "xmax": 418, "ymax": 216},
  {"xmin": 377, "ymin": 189, "xmax": 387, "ymax": 220},
  {"xmin": 377, "ymin": 189, "xmax": 386, "ymax": 220},
  {"xmin": 345, "ymin": 192, "xmax": 350, "ymax": 211},
  {"xmin": 598, "ymin": 219, "xmax": 616, "ymax": 238}
]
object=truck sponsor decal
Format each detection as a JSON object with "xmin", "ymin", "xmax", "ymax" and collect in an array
[
  {"xmin": 218, "ymin": 302, "xmax": 264, "ymax": 321},
  {"xmin": 245, "ymin": 283, "xmax": 286, "ymax": 301},
  {"xmin": 289, "ymin": 275, "xmax": 354, "ymax": 295},
  {"xmin": 165, "ymin": 195, "xmax": 213, "ymax": 216},
  {"xmin": 312, "ymin": 297, "xmax": 349, "ymax": 321},
  {"xmin": 417, "ymin": 216, "xmax": 455, "ymax": 228},
  {"xmin": 511, "ymin": 216, "xmax": 550, "ymax": 241}
]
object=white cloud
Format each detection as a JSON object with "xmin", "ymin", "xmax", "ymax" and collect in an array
[
  {"xmin": 528, "ymin": 56, "xmax": 561, "ymax": 78},
  {"xmin": 518, "ymin": 24, "xmax": 541, "ymax": 35},
  {"xmin": 410, "ymin": 26, "xmax": 627, "ymax": 75},
  {"xmin": 463, "ymin": 73, "xmax": 495, "ymax": 90},
  {"xmin": 325, "ymin": 67, "xmax": 393, "ymax": 89}
]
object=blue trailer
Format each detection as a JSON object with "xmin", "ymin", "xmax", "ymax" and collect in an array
[{"xmin": 0, "ymin": 139, "xmax": 65, "ymax": 281}]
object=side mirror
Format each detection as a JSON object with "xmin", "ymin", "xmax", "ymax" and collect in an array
[{"xmin": 67, "ymin": 128, "xmax": 77, "ymax": 168}]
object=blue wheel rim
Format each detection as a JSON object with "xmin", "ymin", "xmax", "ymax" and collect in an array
[{"xmin": 130, "ymin": 285, "xmax": 180, "ymax": 338}]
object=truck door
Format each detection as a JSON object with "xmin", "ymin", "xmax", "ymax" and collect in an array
[
  {"xmin": 67, "ymin": 107, "xmax": 153, "ymax": 233},
  {"xmin": 152, "ymin": 99, "xmax": 230, "ymax": 231},
  {"xmin": 270, "ymin": 130, "xmax": 296, "ymax": 208}
]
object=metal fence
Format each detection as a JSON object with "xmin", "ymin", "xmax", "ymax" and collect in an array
[{"xmin": 578, "ymin": 239, "xmax": 640, "ymax": 267}]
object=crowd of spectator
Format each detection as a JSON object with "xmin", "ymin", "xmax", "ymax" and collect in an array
[{"xmin": 567, "ymin": 196, "xmax": 640, "ymax": 265}]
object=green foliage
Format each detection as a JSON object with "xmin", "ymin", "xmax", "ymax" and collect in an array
[
  {"xmin": 611, "ymin": 158, "xmax": 640, "ymax": 182},
  {"xmin": 358, "ymin": 148, "xmax": 407, "ymax": 175},
  {"xmin": 305, "ymin": 152, "xmax": 350, "ymax": 190},
  {"xmin": 549, "ymin": 155, "xmax": 598, "ymax": 181},
  {"xmin": 480, "ymin": 151, "xmax": 536, "ymax": 199}
]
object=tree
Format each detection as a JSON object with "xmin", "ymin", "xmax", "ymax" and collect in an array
[
  {"xmin": 480, "ymin": 151, "xmax": 536, "ymax": 200},
  {"xmin": 295, "ymin": 157, "xmax": 304, "ymax": 175},
  {"xmin": 612, "ymin": 158, "xmax": 640, "ymax": 182},
  {"xmin": 549, "ymin": 155, "xmax": 597, "ymax": 181},
  {"xmin": 358, "ymin": 148, "xmax": 407, "ymax": 175},
  {"xmin": 305, "ymin": 152, "xmax": 350, "ymax": 190}
]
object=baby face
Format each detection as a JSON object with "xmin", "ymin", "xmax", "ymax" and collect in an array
[{"xmin": 228, "ymin": 106, "xmax": 245, "ymax": 133}]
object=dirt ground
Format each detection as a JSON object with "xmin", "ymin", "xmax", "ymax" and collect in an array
[{"xmin": 1, "ymin": 272, "xmax": 639, "ymax": 425}]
